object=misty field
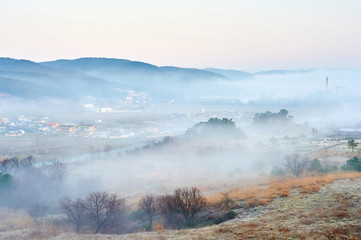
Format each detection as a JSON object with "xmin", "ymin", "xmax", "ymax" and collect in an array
[
  {"xmin": 2, "ymin": 0, "xmax": 361, "ymax": 238},
  {"xmin": 1, "ymin": 105, "xmax": 361, "ymax": 240}
]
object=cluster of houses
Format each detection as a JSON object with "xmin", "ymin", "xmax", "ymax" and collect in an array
[
  {"xmin": 0, "ymin": 116, "xmax": 95, "ymax": 137},
  {"xmin": 82, "ymin": 91, "xmax": 149, "ymax": 113},
  {"xmin": 337, "ymin": 128, "xmax": 361, "ymax": 138}
]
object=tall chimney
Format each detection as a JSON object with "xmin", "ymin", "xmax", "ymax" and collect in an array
[{"xmin": 326, "ymin": 77, "xmax": 328, "ymax": 90}]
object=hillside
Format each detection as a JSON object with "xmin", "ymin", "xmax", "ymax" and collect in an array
[
  {"xmin": 1, "ymin": 176, "xmax": 360, "ymax": 239},
  {"xmin": 0, "ymin": 57, "xmax": 313, "ymax": 101},
  {"xmin": 0, "ymin": 57, "xmax": 228, "ymax": 100}
]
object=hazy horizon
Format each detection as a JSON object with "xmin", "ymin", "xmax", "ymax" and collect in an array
[{"xmin": 1, "ymin": 0, "xmax": 361, "ymax": 71}]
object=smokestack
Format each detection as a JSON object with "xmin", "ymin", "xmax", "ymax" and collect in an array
[{"xmin": 326, "ymin": 77, "xmax": 328, "ymax": 90}]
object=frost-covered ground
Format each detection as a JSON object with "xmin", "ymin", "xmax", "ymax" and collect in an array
[{"xmin": 2, "ymin": 178, "xmax": 361, "ymax": 240}]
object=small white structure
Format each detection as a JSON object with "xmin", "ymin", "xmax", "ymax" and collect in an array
[
  {"xmin": 100, "ymin": 107, "xmax": 112, "ymax": 113},
  {"xmin": 338, "ymin": 128, "xmax": 361, "ymax": 137}
]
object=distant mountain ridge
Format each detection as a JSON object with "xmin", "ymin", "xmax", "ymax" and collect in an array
[
  {"xmin": 0, "ymin": 57, "xmax": 311, "ymax": 100},
  {"xmin": 41, "ymin": 58, "xmax": 227, "ymax": 83}
]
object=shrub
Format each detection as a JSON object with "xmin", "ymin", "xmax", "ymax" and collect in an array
[
  {"xmin": 309, "ymin": 159, "xmax": 323, "ymax": 173},
  {"xmin": 342, "ymin": 157, "xmax": 361, "ymax": 172},
  {"xmin": 218, "ymin": 191, "xmax": 236, "ymax": 211},
  {"xmin": 279, "ymin": 190, "xmax": 290, "ymax": 197},
  {"xmin": 341, "ymin": 164, "xmax": 354, "ymax": 171},
  {"xmin": 152, "ymin": 223, "xmax": 164, "ymax": 231},
  {"xmin": 225, "ymin": 210, "xmax": 237, "ymax": 220},
  {"xmin": 28, "ymin": 202, "xmax": 48, "ymax": 220}
]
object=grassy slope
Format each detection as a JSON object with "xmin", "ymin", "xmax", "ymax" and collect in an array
[{"xmin": 2, "ymin": 172, "xmax": 361, "ymax": 240}]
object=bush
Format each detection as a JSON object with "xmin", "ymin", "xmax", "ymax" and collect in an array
[
  {"xmin": 309, "ymin": 159, "xmax": 323, "ymax": 173},
  {"xmin": 152, "ymin": 223, "xmax": 164, "ymax": 231},
  {"xmin": 28, "ymin": 202, "xmax": 48, "ymax": 220},
  {"xmin": 212, "ymin": 210, "xmax": 237, "ymax": 225},
  {"xmin": 342, "ymin": 157, "xmax": 361, "ymax": 172},
  {"xmin": 341, "ymin": 164, "xmax": 354, "ymax": 171},
  {"xmin": 218, "ymin": 191, "xmax": 236, "ymax": 211},
  {"xmin": 225, "ymin": 210, "xmax": 237, "ymax": 220}
]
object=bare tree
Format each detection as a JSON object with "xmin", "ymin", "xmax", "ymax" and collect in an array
[
  {"xmin": 61, "ymin": 197, "xmax": 86, "ymax": 234},
  {"xmin": 285, "ymin": 154, "xmax": 309, "ymax": 177},
  {"xmin": 83, "ymin": 191, "xmax": 125, "ymax": 234},
  {"xmin": 158, "ymin": 194, "xmax": 182, "ymax": 229},
  {"xmin": 43, "ymin": 160, "xmax": 66, "ymax": 190},
  {"xmin": 28, "ymin": 202, "xmax": 48, "ymax": 220},
  {"xmin": 139, "ymin": 194, "xmax": 158, "ymax": 231},
  {"xmin": 218, "ymin": 191, "xmax": 236, "ymax": 211},
  {"xmin": 173, "ymin": 187, "xmax": 207, "ymax": 226}
]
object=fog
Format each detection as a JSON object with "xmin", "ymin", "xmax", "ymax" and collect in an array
[{"xmin": 0, "ymin": 58, "xmax": 360, "ymax": 233}]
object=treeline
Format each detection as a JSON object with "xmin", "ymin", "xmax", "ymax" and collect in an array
[
  {"xmin": 0, "ymin": 156, "xmax": 65, "ymax": 209},
  {"xmin": 253, "ymin": 109, "xmax": 293, "ymax": 125},
  {"xmin": 186, "ymin": 118, "xmax": 244, "ymax": 139},
  {"xmin": 271, "ymin": 154, "xmax": 361, "ymax": 177},
  {"xmin": 61, "ymin": 187, "xmax": 207, "ymax": 234},
  {"xmin": 0, "ymin": 156, "xmax": 235, "ymax": 235}
]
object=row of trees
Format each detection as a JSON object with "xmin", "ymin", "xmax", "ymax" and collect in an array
[
  {"xmin": 0, "ymin": 156, "xmax": 66, "ymax": 210},
  {"xmin": 272, "ymin": 154, "xmax": 340, "ymax": 177},
  {"xmin": 272, "ymin": 153, "xmax": 361, "ymax": 177},
  {"xmin": 341, "ymin": 157, "xmax": 361, "ymax": 172},
  {"xmin": 61, "ymin": 192, "xmax": 125, "ymax": 234},
  {"xmin": 186, "ymin": 118, "xmax": 244, "ymax": 139},
  {"xmin": 253, "ymin": 109, "xmax": 293, "ymax": 125},
  {"xmin": 61, "ymin": 187, "xmax": 207, "ymax": 234}
]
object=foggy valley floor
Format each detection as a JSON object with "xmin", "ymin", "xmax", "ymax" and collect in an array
[
  {"xmin": 1, "ymin": 107, "xmax": 361, "ymax": 239},
  {"xmin": 2, "ymin": 0, "xmax": 361, "ymax": 238}
]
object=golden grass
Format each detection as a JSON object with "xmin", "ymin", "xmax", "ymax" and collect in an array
[
  {"xmin": 0, "ymin": 208, "xmax": 35, "ymax": 231},
  {"xmin": 311, "ymin": 147, "xmax": 361, "ymax": 161},
  {"xmin": 152, "ymin": 224, "xmax": 165, "ymax": 232},
  {"xmin": 207, "ymin": 171, "xmax": 361, "ymax": 208}
]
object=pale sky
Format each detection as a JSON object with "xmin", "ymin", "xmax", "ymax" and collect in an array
[{"xmin": 1, "ymin": 0, "xmax": 360, "ymax": 71}]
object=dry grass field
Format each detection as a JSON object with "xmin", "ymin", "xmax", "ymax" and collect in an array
[{"xmin": 1, "ymin": 172, "xmax": 361, "ymax": 240}]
